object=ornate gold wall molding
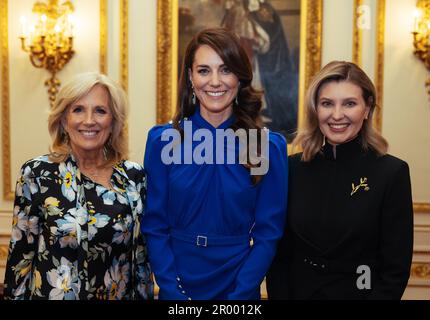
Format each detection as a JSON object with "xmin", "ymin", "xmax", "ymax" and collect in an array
[
  {"xmin": 156, "ymin": 0, "xmax": 175, "ymax": 124},
  {"xmin": 374, "ymin": 0, "xmax": 385, "ymax": 133},
  {"xmin": 411, "ymin": 263, "xmax": 430, "ymax": 279},
  {"xmin": 100, "ymin": 0, "xmax": 128, "ymax": 86},
  {"xmin": 100, "ymin": 0, "xmax": 107, "ymax": 74},
  {"xmin": 303, "ymin": 0, "xmax": 323, "ymax": 92},
  {"xmin": 0, "ymin": 244, "xmax": 7, "ymax": 262},
  {"xmin": 297, "ymin": 0, "xmax": 323, "ymax": 130},
  {"xmin": 120, "ymin": 0, "xmax": 128, "ymax": 92},
  {"xmin": 352, "ymin": 0, "xmax": 384, "ymax": 133},
  {"xmin": 414, "ymin": 202, "xmax": 430, "ymax": 213},
  {"xmin": 352, "ymin": 0, "xmax": 364, "ymax": 66}
]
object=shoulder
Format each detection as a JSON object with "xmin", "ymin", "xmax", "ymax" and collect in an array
[
  {"xmin": 20, "ymin": 154, "xmax": 56, "ymax": 177},
  {"xmin": 378, "ymin": 153, "xmax": 408, "ymax": 166},
  {"xmin": 146, "ymin": 123, "xmax": 176, "ymax": 151},
  {"xmin": 265, "ymin": 131, "xmax": 287, "ymax": 163},
  {"xmin": 267, "ymin": 131, "xmax": 287, "ymax": 154},
  {"xmin": 376, "ymin": 153, "xmax": 410, "ymax": 177},
  {"xmin": 117, "ymin": 160, "xmax": 145, "ymax": 181},
  {"xmin": 268, "ymin": 131, "xmax": 286, "ymax": 147},
  {"xmin": 288, "ymin": 152, "xmax": 303, "ymax": 165},
  {"xmin": 147, "ymin": 123, "xmax": 175, "ymax": 141},
  {"xmin": 121, "ymin": 160, "xmax": 144, "ymax": 172},
  {"xmin": 22, "ymin": 155, "xmax": 53, "ymax": 167}
]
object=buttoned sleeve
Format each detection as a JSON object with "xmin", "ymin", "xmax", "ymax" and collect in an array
[
  {"xmin": 141, "ymin": 126, "xmax": 189, "ymax": 300},
  {"xmin": 227, "ymin": 132, "xmax": 288, "ymax": 299}
]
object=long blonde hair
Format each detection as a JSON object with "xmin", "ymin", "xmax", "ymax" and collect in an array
[
  {"xmin": 48, "ymin": 72, "xmax": 129, "ymax": 165},
  {"xmin": 293, "ymin": 61, "xmax": 388, "ymax": 161}
]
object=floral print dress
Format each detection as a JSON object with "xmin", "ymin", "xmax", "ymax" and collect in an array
[{"xmin": 4, "ymin": 155, "xmax": 153, "ymax": 300}]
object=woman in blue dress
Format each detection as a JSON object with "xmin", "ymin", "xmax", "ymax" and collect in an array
[{"xmin": 142, "ymin": 27, "xmax": 288, "ymax": 300}]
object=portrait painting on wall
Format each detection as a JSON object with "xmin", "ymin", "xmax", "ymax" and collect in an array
[
  {"xmin": 156, "ymin": 0, "xmax": 322, "ymax": 145},
  {"xmin": 178, "ymin": 0, "xmax": 300, "ymax": 142}
]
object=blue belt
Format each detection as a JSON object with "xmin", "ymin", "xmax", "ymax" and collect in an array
[{"xmin": 170, "ymin": 229, "xmax": 251, "ymax": 247}]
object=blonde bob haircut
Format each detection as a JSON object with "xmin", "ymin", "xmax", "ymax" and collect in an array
[
  {"xmin": 293, "ymin": 61, "xmax": 388, "ymax": 162},
  {"xmin": 48, "ymin": 72, "xmax": 129, "ymax": 165}
]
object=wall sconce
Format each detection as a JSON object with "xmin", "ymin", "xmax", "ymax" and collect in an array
[
  {"xmin": 19, "ymin": 0, "xmax": 75, "ymax": 107},
  {"xmin": 412, "ymin": 0, "xmax": 430, "ymax": 96}
]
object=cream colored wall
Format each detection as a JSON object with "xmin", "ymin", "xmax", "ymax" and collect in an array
[
  {"xmin": 128, "ymin": 0, "xmax": 157, "ymax": 163},
  {"xmin": 385, "ymin": 0, "xmax": 430, "ymax": 299},
  {"xmin": 384, "ymin": 0, "xmax": 430, "ymax": 204},
  {"xmin": 322, "ymin": 0, "xmax": 354, "ymax": 65}
]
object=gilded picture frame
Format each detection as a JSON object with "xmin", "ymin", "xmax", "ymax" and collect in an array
[
  {"xmin": 352, "ymin": 0, "xmax": 385, "ymax": 133},
  {"xmin": 156, "ymin": 0, "xmax": 323, "ymax": 145}
]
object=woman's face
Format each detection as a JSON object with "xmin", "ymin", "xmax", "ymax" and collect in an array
[
  {"xmin": 317, "ymin": 80, "xmax": 370, "ymax": 145},
  {"xmin": 63, "ymin": 84, "xmax": 113, "ymax": 156},
  {"xmin": 190, "ymin": 45, "xmax": 239, "ymax": 120}
]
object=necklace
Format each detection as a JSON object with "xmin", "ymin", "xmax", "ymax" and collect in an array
[{"xmin": 80, "ymin": 167, "xmax": 114, "ymax": 190}]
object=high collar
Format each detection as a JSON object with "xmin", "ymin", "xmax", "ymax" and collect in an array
[
  {"xmin": 322, "ymin": 135, "xmax": 366, "ymax": 161},
  {"xmin": 189, "ymin": 105, "xmax": 235, "ymax": 131}
]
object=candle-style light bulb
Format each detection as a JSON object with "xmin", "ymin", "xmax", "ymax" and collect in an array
[
  {"xmin": 413, "ymin": 9, "xmax": 422, "ymax": 32},
  {"xmin": 29, "ymin": 25, "xmax": 35, "ymax": 45},
  {"xmin": 68, "ymin": 14, "xmax": 74, "ymax": 37},
  {"xmin": 427, "ymin": 21, "xmax": 430, "ymax": 44},
  {"xmin": 55, "ymin": 24, "xmax": 61, "ymax": 45},
  {"xmin": 41, "ymin": 14, "xmax": 47, "ymax": 35},
  {"xmin": 20, "ymin": 16, "xmax": 28, "ymax": 38}
]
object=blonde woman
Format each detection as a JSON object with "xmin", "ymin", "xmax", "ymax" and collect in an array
[
  {"xmin": 4, "ymin": 72, "xmax": 153, "ymax": 300},
  {"xmin": 267, "ymin": 61, "xmax": 413, "ymax": 300}
]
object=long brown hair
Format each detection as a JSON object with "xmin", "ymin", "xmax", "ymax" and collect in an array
[
  {"xmin": 294, "ymin": 61, "xmax": 388, "ymax": 161},
  {"xmin": 173, "ymin": 27, "xmax": 265, "ymax": 183}
]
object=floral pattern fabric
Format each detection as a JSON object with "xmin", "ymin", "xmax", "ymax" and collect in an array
[{"xmin": 4, "ymin": 155, "xmax": 153, "ymax": 300}]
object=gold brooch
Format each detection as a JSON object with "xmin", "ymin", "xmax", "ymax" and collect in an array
[{"xmin": 351, "ymin": 177, "xmax": 370, "ymax": 196}]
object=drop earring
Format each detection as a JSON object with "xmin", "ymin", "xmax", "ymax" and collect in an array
[
  {"xmin": 192, "ymin": 91, "xmax": 196, "ymax": 105},
  {"xmin": 235, "ymin": 96, "xmax": 239, "ymax": 105}
]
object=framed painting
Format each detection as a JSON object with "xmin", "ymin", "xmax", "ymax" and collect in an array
[{"xmin": 157, "ymin": 0, "xmax": 322, "ymax": 144}]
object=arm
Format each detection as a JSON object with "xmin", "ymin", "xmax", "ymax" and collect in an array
[
  {"xmin": 131, "ymin": 166, "xmax": 154, "ymax": 300},
  {"xmin": 4, "ymin": 162, "xmax": 40, "ymax": 300},
  {"xmin": 368, "ymin": 161, "xmax": 414, "ymax": 299},
  {"xmin": 228, "ymin": 133, "xmax": 288, "ymax": 299},
  {"xmin": 141, "ymin": 127, "xmax": 188, "ymax": 300}
]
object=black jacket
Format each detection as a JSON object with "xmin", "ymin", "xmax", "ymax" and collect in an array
[{"xmin": 267, "ymin": 137, "xmax": 413, "ymax": 300}]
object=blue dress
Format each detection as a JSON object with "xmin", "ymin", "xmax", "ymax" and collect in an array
[{"xmin": 141, "ymin": 108, "xmax": 288, "ymax": 300}]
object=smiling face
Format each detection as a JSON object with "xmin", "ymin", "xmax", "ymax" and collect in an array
[
  {"xmin": 190, "ymin": 44, "xmax": 240, "ymax": 124},
  {"xmin": 317, "ymin": 80, "xmax": 370, "ymax": 145},
  {"xmin": 63, "ymin": 84, "xmax": 113, "ymax": 157}
]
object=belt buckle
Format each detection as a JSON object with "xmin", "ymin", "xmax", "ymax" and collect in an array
[{"xmin": 196, "ymin": 235, "xmax": 207, "ymax": 247}]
